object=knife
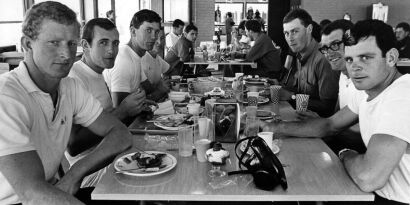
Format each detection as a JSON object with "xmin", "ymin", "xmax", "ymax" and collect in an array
[{"xmin": 115, "ymin": 165, "xmax": 167, "ymax": 174}]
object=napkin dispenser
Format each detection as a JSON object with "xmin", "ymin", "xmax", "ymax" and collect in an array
[{"xmin": 212, "ymin": 103, "xmax": 240, "ymax": 143}]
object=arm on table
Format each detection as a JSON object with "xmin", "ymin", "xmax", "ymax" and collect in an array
[
  {"xmin": 341, "ymin": 134, "xmax": 407, "ymax": 192},
  {"xmin": 262, "ymin": 106, "xmax": 358, "ymax": 138},
  {"xmin": 57, "ymin": 111, "xmax": 132, "ymax": 194},
  {"xmin": 0, "ymin": 151, "xmax": 84, "ymax": 205}
]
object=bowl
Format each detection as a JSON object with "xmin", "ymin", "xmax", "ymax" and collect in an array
[{"xmin": 169, "ymin": 95, "xmax": 187, "ymax": 103}]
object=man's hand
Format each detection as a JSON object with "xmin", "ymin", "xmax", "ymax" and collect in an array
[
  {"xmin": 296, "ymin": 110, "xmax": 320, "ymax": 120},
  {"xmin": 118, "ymin": 90, "xmax": 146, "ymax": 117},
  {"xmin": 162, "ymin": 77, "xmax": 171, "ymax": 90}
]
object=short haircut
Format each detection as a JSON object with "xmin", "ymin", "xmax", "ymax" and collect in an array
[
  {"xmin": 227, "ymin": 12, "xmax": 232, "ymax": 18},
  {"xmin": 22, "ymin": 1, "xmax": 80, "ymax": 40},
  {"xmin": 396, "ymin": 22, "xmax": 410, "ymax": 32},
  {"xmin": 184, "ymin": 23, "xmax": 198, "ymax": 33},
  {"xmin": 130, "ymin": 9, "xmax": 161, "ymax": 29},
  {"xmin": 106, "ymin": 10, "xmax": 114, "ymax": 18},
  {"xmin": 311, "ymin": 21, "xmax": 321, "ymax": 42},
  {"xmin": 283, "ymin": 8, "xmax": 312, "ymax": 27},
  {"xmin": 319, "ymin": 19, "xmax": 331, "ymax": 29},
  {"xmin": 348, "ymin": 19, "xmax": 396, "ymax": 57},
  {"xmin": 238, "ymin": 20, "xmax": 247, "ymax": 30},
  {"xmin": 82, "ymin": 18, "xmax": 116, "ymax": 44},
  {"xmin": 245, "ymin": 20, "xmax": 262, "ymax": 33},
  {"xmin": 172, "ymin": 19, "xmax": 185, "ymax": 28},
  {"xmin": 322, "ymin": 19, "xmax": 353, "ymax": 36}
]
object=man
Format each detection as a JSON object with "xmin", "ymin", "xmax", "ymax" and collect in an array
[
  {"xmin": 243, "ymin": 20, "xmax": 281, "ymax": 78},
  {"xmin": 316, "ymin": 19, "xmax": 366, "ymax": 153},
  {"xmin": 106, "ymin": 10, "xmax": 115, "ymax": 24},
  {"xmin": 164, "ymin": 23, "xmax": 198, "ymax": 76},
  {"xmin": 263, "ymin": 19, "xmax": 410, "ymax": 205},
  {"xmin": 141, "ymin": 27, "xmax": 170, "ymax": 90},
  {"xmin": 66, "ymin": 18, "xmax": 148, "ymax": 188},
  {"xmin": 225, "ymin": 12, "xmax": 235, "ymax": 45},
  {"xmin": 282, "ymin": 9, "xmax": 339, "ymax": 117},
  {"xmin": 0, "ymin": 2, "xmax": 131, "ymax": 204},
  {"xmin": 395, "ymin": 22, "xmax": 410, "ymax": 58},
  {"xmin": 165, "ymin": 19, "xmax": 184, "ymax": 52},
  {"xmin": 104, "ymin": 9, "xmax": 168, "ymax": 104}
]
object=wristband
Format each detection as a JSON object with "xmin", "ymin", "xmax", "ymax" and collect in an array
[{"xmin": 338, "ymin": 148, "xmax": 356, "ymax": 160}]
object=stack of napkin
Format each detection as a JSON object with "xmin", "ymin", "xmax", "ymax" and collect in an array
[{"xmin": 154, "ymin": 100, "xmax": 175, "ymax": 115}]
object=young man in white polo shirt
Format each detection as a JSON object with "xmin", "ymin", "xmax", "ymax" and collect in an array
[
  {"xmin": 67, "ymin": 18, "xmax": 149, "ymax": 189},
  {"xmin": 0, "ymin": 2, "xmax": 132, "ymax": 204},
  {"xmin": 104, "ymin": 9, "xmax": 169, "ymax": 104},
  {"xmin": 262, "ymin": 20, "xmax": 410, "ymax": 204}
]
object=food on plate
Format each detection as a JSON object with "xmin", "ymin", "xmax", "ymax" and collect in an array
[
  {"xmin": 129, "ymin": 152, "xmax": 166, "ymax": 168},
  {"xmin": 157, "ymin": 114, "xmax": 194, "ymax": 127}
]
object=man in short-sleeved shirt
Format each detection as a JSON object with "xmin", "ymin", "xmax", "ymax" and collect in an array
[
  {"xmin": 165, "ymin": 19, "xmax": 184, "ymax": 52},
  {"xmin": 282, "ymin": 9, "xmax": 339, "ymax": 117}
]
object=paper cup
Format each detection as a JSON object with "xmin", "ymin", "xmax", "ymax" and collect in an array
[
  {"xmin": 187, "ymin": 103, "xmax": 200, "ymax": 115},
  {"xmin": 194, "ymin": 139, "xmax": 212, "ymax": 162},
  {"xmin": 258, "ymin": 132, "xmax": 273, "ymax": 150},
  {"xmin": 247, "ymin": 91, "xmax": 259, "ymax": 107},
  {"xmin": 296, "ymin": 94, "xmax": 310, "ymax": 111},
  {"xmin": 198, "ymin": 117, "xmax": 210, "ymax": 138},
  {"xmin": 178, "ymin": 125, "xmax": 194, "ymax": 157}
]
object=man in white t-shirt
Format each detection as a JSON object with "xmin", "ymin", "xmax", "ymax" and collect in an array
[
  {"xmin": 0, "ymin": 2, "xmax": 132, "ymax": 204},
  {"xmin": 104, "ymin": 9, "xmax": 168, "ymax": 104},
  {"xmin": 67, "ymin": 18, "xmax": 149, "ymax": 188},
  {"xmin": 262, "ymin": 20, "xmax": 410, "ymax": 204},
  {"xmin": 142, "ymin": 27, "xmax": 170, "ymax": 89},
  {"xmin": 165, "ymin": 19, "xmax": 184, "ymax": 52}
]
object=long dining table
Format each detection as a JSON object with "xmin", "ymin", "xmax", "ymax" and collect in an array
[{"xmin": 91, "ymin": 100, "xmax": 374, "ymax": 202}]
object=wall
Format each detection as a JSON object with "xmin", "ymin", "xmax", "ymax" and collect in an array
[
  {"xmin": 301, "ymin": 0, "xmax": 410, "ymax": 27},
  {"xmin": 192, "ymin": 0, "xmax": 214, "ymax": 47}
]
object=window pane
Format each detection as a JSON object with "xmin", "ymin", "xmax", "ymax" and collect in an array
[
  {"xmin": 115, "ymin": 0, "xmax": 139, "ymax": 44},
  {"xmin": 98, "ymin": 0, "xmax": 112, "ymax": 18},
  {"xmin": 164, "ymin": 0, "xmax": 189, "ymax": 22},
  {"xmin": 0, "ymin": 0, "xmax": 24, "ymax": 21},
  {"xmin": 0, "ymin": 23, "xmax": 22, "ymax": 47},
  {"xmin": 140, "ymin": 0, "xmax": 150, "ymax": 10},
  {"xmin": 34, "ymin": 0, "xmax": 82, "ymax": 23},
  {"xmin": 246, "ymin": 3, "xmax": 268, "ymax": 25},
  {"xmin": 215, "ymin": 3, "xmax": 243, "ymax": 26}
]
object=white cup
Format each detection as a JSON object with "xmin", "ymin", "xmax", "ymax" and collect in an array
[
  {"xmin": 187, "ymin": 103, "xmax": 200, "ymax": 115},
  {"xmin": 257, "ymin": 132, "xmax": 273, "ymax": 150},
  {"xmin": 198, "ymin": 117, "xmax": 210, "ymax": 138},
  {"xmin": 194, "ymin": 139, "xmax": 212, "ymax": 162}
]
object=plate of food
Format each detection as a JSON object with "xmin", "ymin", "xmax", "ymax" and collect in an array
[
  {"xmin": 114, "ymin": 151, "xmax": 177, "ymax": 177},
  {"xmin": 244, "ymin": 78, "xmax": 267, "ymax": 85},
  {"xmin": 153, "ymin": 114, "xmax": 194, "ymax": 131},
  {"xmin": 175, "ymin": 106, "xmax": 204, "ymax": 115},
  {"xmin": 239, "ymin": 96, "xmax": 270, "ymax": 104},
  {"xmin": 244, "ymin": 110, "xmax": 275, "ymax": 120}
]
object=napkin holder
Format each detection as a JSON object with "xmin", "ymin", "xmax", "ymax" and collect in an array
[{"xmin": 212, "ymin": 103, "xmax": 240, "ymax": 143}]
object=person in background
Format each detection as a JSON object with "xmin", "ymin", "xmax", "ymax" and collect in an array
[
  {"xmin": 253, "ymin": 10, "xmax": 266, "ymax": 32},
  {"xmin": 165, "ymin": 19, "xmax": 184, "ymax": 52},
  {"xmin": 238, "ymin": 20, "xmax": 281, "ymax": 78},
  {"xmin": 238, "ymin": 20, "xmax": 251, "ymax": 50},
  {"xmin": 215, "ymin": 5, "xmax": 221, "ymax": 23},
  {"xmin": 164, "ymin": 23, "xmax": 198, "ymax": 76},
  {"xmin": 225, "ymin": 12, "xmax": 235, "ymax": 46},
  {"xmin": 106, "ymin": 10, "xmax": 115, "ymax": 24},
  {"xmin": 104, "ymin": 10, "xmax": 168, "ymax": 104},
  {"xmin": 394, "ymin": 22, "xmax": 410, "ymax": 59},
  {"xmin": 262, "ymin": 19, "xmax": 410, "ymax": 205},
  {"xmin": 282, "ymin": 8, "xmax": 339, "ymax": 117},
  {"xmin": 246, "ymin": 7, "xmax": 254, "ymax": 20},
  {"xmin": 319, "ymin": 19, "xmax": 332, "ymax": 29},
  {"xmin": 0, "ymin": 2, "xmax": 132, "ymax": 204},
  {"xmin": 141, "ymin": 26, "xmax": 170, "ymax": 92},
  {"xmin": 66, "ymin": 18, "xmax": 149, "ymax": 192}
]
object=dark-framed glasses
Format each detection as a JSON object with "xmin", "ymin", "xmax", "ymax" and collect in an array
[{"xmin": 319, "ymin": 40, "xmax": 344, "ymax": 54}]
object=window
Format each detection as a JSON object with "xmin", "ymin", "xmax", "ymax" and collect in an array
[
  {"xmin": 246, "ymin": 3, "xmax": 268, "ymax": 25},
  {"xmin": 215, "ymin": 3, "xmax": 244, "ymax": 26},
  {"xmin": 115, "ymin": 0, "xmax": 139, "ymax": 44},
  {"xmin": 164, "ymin": 0, "xmax": 189, "ymax": 23},
  {"xmin": 98, "ymin": 0, "xmax": 112, "ymax": 18},
  {"xmin": 0, "ymin": 0, "xmax": 24, "ymax": 47}
]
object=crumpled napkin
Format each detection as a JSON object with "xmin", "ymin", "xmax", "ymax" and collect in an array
[{"xmin": 154, "ymin": 100, "xmax": 175, "ymax": 115}]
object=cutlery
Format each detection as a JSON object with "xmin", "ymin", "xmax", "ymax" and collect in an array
[{"xmin": 115, "ymin": 165, "xmax": 167, "ymax": 174}]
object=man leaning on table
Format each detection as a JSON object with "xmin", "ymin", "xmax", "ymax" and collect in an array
[
  {"xmin": 66, "ymin": 18, "xmax": 151, "ymax": 191},
  {"xmin": 281, "ymin": 9, "xmax": 340, "ymax": 117},
  {"xmin": 262, "ymin": 20, "xmax": 410, "ymax": 205},
  {"xmin": 0, "ymin": 2, "xmax": 132, "ymax": 205},
  {"xmin": 104, "ymin": 9, "xmax": 169, "ymax": 103}
]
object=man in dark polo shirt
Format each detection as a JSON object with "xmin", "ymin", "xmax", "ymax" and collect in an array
[{"xmin": 282, "ymin": 9, "xmax": 339, "ymax": 117}]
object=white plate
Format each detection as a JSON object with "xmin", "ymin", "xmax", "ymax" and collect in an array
[
  {"xmin": 153, "ymin": 114, "xmax": 188, "ymax": 131},
  {"xmin": 239, "ymin": 96, "xmax": 270, "ymax": 105},
  {"xmin": 244, "ymin": 110, "xmax": 275, "ymax": 120},
  {"xmin": 114, "ymin": 151, "xmax": 177, "ymax": 177},
  {"xmin": 239, "ymin": 139, "xmax": 280, "ymax": 155}
]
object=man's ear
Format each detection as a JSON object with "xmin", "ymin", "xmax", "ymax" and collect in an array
[
  {"xmin": 306, "ymin": 24, "xmax": 313, "ymax": 35},
  {"xmin": 386, "ymin": 48, "xmax": 399, "ymax": 67},
  {"xmin": 130, "ymin": 27, "xmax": 136, "ymax": 36},
  {"xmin": 21, "ymin": 36, "xmax": 32, "ymax": 52},
  {"xmin": 80, "ymin": 39, "xmax": 90, "ymax": 52}
]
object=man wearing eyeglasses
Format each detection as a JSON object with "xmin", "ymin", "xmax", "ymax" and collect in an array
[
  {"xmin": 104, "ymin": 10, "xmax": 169, "ymax": 105},
  {"xmin": 282, "ymin": 9, "xmax": 340, "ymax": 117}
]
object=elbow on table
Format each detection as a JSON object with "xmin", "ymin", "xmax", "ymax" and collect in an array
[{"xmin": 355, "ymin": 172, "xmax": 387, "ymax": 192}]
